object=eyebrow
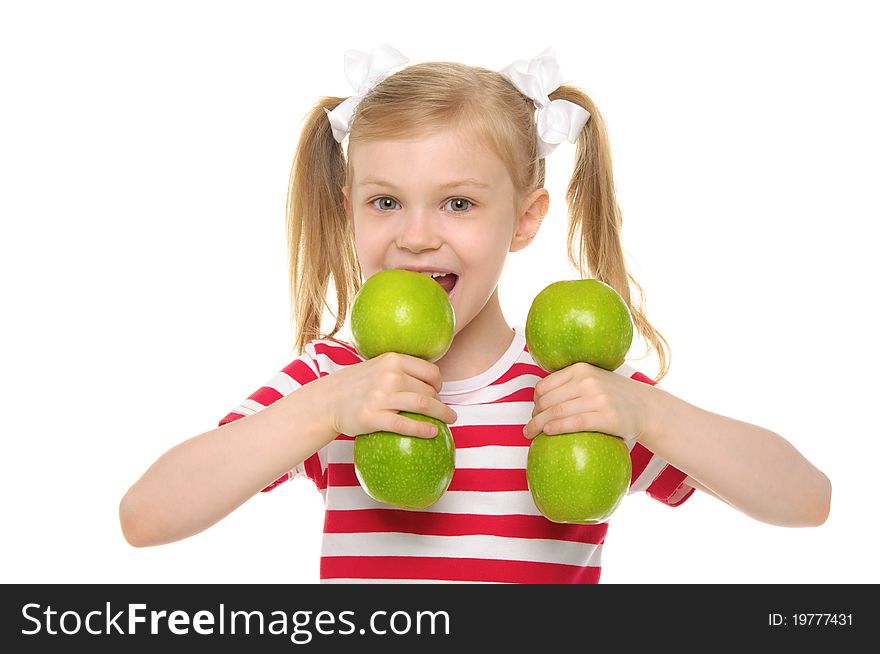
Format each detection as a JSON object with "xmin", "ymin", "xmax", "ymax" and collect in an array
[{"xmin": 357, "ymin": 177, "xmax": 490, "ymax": 190}]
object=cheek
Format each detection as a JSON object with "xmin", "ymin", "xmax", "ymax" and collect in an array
[
  {"xmin": 460, "ymin": 224, "xmax": 512, "ymax": 271},
  {"xmin": 353, "ymin": 221, "xmax": 385, "ymax": 276}
]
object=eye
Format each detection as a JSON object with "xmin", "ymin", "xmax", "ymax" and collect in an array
[
  {"xmin": 371, "ymin": 197, "xmax": 400, "ymax": 211},
  {"xmin": 444, "ymin": 198, "xmax": 473, "ymax": 213}
]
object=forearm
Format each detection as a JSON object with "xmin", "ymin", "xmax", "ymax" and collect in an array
[
  {"xmin": 640, "ymin": 386, "xmax": 831, "ymax": 527},
  {"xmin": 119, "ymin": 374, "xmax": 337, "ymax": 547}
]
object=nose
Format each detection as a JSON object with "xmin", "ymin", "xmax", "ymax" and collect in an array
[{"xmin": 395, "ymin": 206, "xmax": 442, "ymax": 253}]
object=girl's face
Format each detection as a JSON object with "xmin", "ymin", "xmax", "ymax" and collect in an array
[{"xmin": 342, "ymin": 127, "xmax": 546, "ymax": 337}]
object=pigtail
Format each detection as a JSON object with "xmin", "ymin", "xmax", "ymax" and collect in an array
[
  {"xmin": 550, "ymin": 85, "xmax": 671, "ymax": 382},
  {"xmin": 285, "ymin": 96, "xmax": 362, "ymax": 356}
]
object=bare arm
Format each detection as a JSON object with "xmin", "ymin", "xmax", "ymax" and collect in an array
[
  {"xmin": 118, "ymin": 373, "xmax": 337, "ymax": 547},
  {"xmin": 683, "ymin": 476, "xmax": 728, "ymax": 506},
  {"xmin": 119, "ymin": 351, "xmax": 455, "ymax": 548},
  {"xmin": 642, "ymin": 386, "xmax": 831, "ymax": 527}
]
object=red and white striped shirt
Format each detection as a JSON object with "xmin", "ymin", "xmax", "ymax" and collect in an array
[{"xmin": 219, "ymin": 326, "xmax": 694, "ymax": 583}]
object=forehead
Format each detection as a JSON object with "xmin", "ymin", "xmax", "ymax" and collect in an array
[{"xmin": 349, "ymin": 129, "xmax": 508, "ymax": 189}]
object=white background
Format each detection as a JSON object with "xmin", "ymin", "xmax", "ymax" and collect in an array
[{"xmin": 2, "ymin": 0, "xmax": 878, "ymax": 584}]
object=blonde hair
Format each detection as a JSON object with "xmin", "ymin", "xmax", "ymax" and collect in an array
[{"xmin": 285, "ymin": 60, "xmax": 671, "ymax": 382}]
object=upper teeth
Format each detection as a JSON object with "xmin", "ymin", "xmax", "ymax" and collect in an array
[{"xmin": 419, "ymin": 271, "xmax": 449, "ymax": 278}]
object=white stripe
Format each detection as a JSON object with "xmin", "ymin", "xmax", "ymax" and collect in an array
[
  {"xmin": 445, "ymin": 402, "xmax": 534, "ymax": 426},
  {"xmin": 629, "ymin": 455, "xmax": 668, "ymax": 494},
  {"xmin": 439, "ymin": 362, "xmax": 648, "ymax": 422},
  {"xmin": 667, "ymin": 478, "xmax": 693, "ymax": 504},
  {"xmin": 328, "ymin": 440, "xmax": 353, "ymax": 464},
  {"xmin": 316, "ymin": 447, "xmax": 329, "ymax": 477},
  {"xmin": 441, "ymin": 373, "xmax": 542, "ymax": 405},
  {"xmin": 313, "ymin": 352, "xmax": 349, "ymax": 375},
  {"xmin": 322, "ymin": 578, "xmax": 509, "ymax": 584},
  {"xmin": 308, "ymin": 340, "xmax": 363, "ymax": 375},
  {"xmin": 300, "ymin": 353, "xmax": 321, "ymax": 379},
  {"xmin": 237, "ymin": 400, "xmax": 262, "ymax": 415},
  {"xmin": 521, "ymin": 351, "xmax": 647, "ymax": 382},
  {"xmin": 453, "ymin": 446, "xmax": 527, "ymax": 468},
  {"xmin": 327, "ymin": 441, "xmax": 527, "ymax": 469},
  {"xmin": 264, "ymin": 370, "xmax": 303, "ymax": 396},
  {"xmin": 321, "ymin": 532, "xmax": 603, "ymax": 567},
  {"xmin": 326, "ymin": 486, "xmax": 543, "ymax": 515}
]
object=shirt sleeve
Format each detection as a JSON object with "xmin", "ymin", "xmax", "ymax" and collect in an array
[
  {"xmin": 618, "ymin": 364, "xmax": 696, "ymax": 508},
  {"xmin": 217, "ymin": 339, "xmax": 361, "ymax": 492}
]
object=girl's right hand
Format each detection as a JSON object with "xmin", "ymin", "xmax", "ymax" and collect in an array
[{"xmin": 325, "ymin": 352, "xmax": 458, "ymax": 439}]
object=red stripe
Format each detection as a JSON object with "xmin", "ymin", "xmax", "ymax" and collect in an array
[
  {"xmin": 218, "ymin": 411, "xmax": 246, "ymax": 427},
  {"xmin": 494, "ymin": 386, "xmax": 536, "ymax": 403},
  {"xmin": 646, "ymin": 464, "xmax": 689, "ymax": 504},
  {"xmin": 247, "ymin": 385, "xmax": 283, "ymax": 409},
  {"xmin": 321, "ymin": 555, "xmax": 600, "ymax": 584},
  {"xmin": 313, "ymin": 342, "xmax": 363, "ymax": 366},
  {"xmin": 261, "ymin": 472, "xmax": 290, "ymax": 493},
  {"xmin": 303, "ymin": 452, "xmax": 327, "ymax": 490},
  {"xmin": 629, "ymin": 371, "xmax": 657, "ymax": 386},
  {"xmin": 324, "ymin": 509, "xmax": 608, "ymax": 544},
  {"xmin": 449, "ymin": 468, "xmax": 528, "ymax": 491},
  {"xmin": 490, "ymin": 362, "xmax": 548, "ymax": 386},
  {"xmin": 453, "ymin": 424, "xmax": 531, "ymax": 448},
  {"xmin": 327, "ymin": 464, "xmax": 528, "ymax": 492},
  {"xmin": 328, "ymin": 463, "xmax": 359, "ymax": 486},
  {"xmin": 280, "ymin": 358, "xmax": 320, "ymax": 385},
  {"xmin": 629, "ymin": 442, "xmax": 653, "ymax": 488},
  {"xmin": 323, "ymin": 337, "xmax": 361, "ymax": 357}
]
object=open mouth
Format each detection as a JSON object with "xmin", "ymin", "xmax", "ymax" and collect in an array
[
  {"xmin": 434, "ymin": 273, "xmax": 458, "ymax": 295},
  {"xmin": 418, "ymin": 271, "xmax": 458, "ymax": 297},
  {"xmin": 401, "ymin": 268, "xmax": 458, "ymax": 300}
]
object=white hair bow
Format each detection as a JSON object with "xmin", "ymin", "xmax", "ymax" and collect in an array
[
  {"xmin": 324, "ymin": 44, "xmax": 410, "ymax": 143},
  {"xmin": 324, "ymin": 45, "xmax": 589, "ymax": 157},
  {"xmin": 499, "ymin": 48, "xmax": 591, "ymax": 158}
]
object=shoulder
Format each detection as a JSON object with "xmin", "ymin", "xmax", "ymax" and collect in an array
[{"xmin": 302, "ymin": 335, "xmax": 365, "ymax": 373}]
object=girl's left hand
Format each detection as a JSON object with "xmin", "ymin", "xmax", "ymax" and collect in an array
[{"xmin": 523, "ymin": 362, "xmax": 653, "ymax": 441}]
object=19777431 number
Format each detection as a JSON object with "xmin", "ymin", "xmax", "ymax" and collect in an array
[{"xmin": 769, "ymin": 613, "xmax": 853, "ymax": 627}]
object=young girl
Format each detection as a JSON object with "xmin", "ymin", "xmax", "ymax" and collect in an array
[{"xmin": 119, "ymin": 45, "xmax": 831, "ymax": 583}]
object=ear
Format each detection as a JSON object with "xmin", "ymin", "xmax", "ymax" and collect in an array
[{"xmin": 509, "ymin": 188, "xmax": 550, "ymax": 253}]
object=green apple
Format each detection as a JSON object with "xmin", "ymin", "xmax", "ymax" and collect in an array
[
  {"xmin": 525, "ymin": 278, "xmax": 633, "ymax": 373},
  {"xmin": 351, "ymin": 269, "xmax": 455, "ymax": 362},
  {"xmin": 350, "ymin": 269, "xmax": 457, "ymax": 510},
  {"xmin": 354, "ymin": 412, "xmax": 455, "ymax": 509},
  {"xmin": 525, "ymin": 278, "xmax": 635, "ymax": 523},
  {"xmin": 527, "ymin": 431, "xmax": 631, "ymax": 523}
]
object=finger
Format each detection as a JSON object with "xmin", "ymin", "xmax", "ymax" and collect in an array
[
  {"xmin": 383, "ymin": 411, "xmax": 440, "ymax": 439},
  {"xmin": 401, "ymin": 375, "xmax": 443, "ymax": 400},
  {"xmin": 540, "ymin": 412, "xmax": 614, "ymax": 438},
  {"xmin": 396, "ymin": 354, "xmax": 444, "ymax": 394},
  {"xmin": 525, "ymin": 398, "xmax": 591, "ymax": 439},
  {"xmin": 532, "ymin": 383, "xmax": 584, "ymax": 417},
  {"xmin": 396, "ymin": 392, "xmax": 458, "ymax": 427},
  {"xmin": 534, "ymin": 367, "xmax": 573, "ymax": 398}
]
